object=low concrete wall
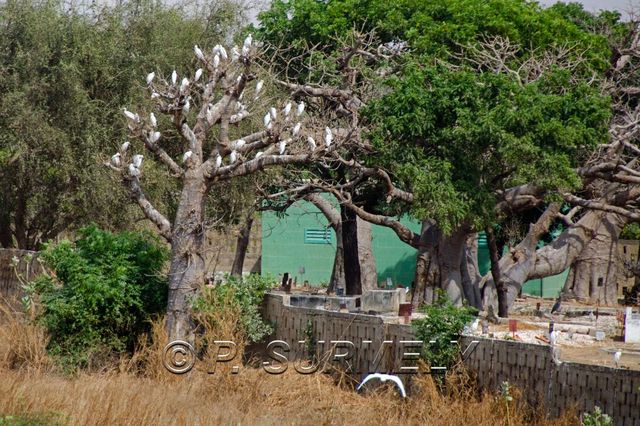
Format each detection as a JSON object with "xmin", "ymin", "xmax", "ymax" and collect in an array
[{"xmin": 263, "ymin": 293, "xmax": 640, "ymax": 425}]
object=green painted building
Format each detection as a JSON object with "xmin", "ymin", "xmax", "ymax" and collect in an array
[
  {"xmin": 262, "ymin": 203, "xmax": 566, "ymax": 298},
  {"xmin": 261, "ymin": 199, "xmax": 421, "ymax": 286}
]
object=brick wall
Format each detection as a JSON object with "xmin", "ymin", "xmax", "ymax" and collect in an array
[{"xmin": 264, "ymin": 293, "xmax": 640, "ymax": 425}]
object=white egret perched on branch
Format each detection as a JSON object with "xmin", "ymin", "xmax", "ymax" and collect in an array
[
  {"xmin": 215, "ymin": 155, "xmax": 222, "ymax": 168},
  {"xmin": 111, "ymin": 153, "xmax": 121, "ymax": 167},
  {"xmin": 180, "ymin": 78, "xmax": 190, "ymax": 94},
  {"xmin": 307, "ymin": 136, "xmax": 316, "ymax": 151},
  {"xmin": 213, "ymin": 54, "xmax": 220, "ymax": 69},
  {"xmin": 231, "ymin": 46, "xmax": 240, "ymax": 62},
  {"xmin": 297, "ymin": 101, "xmax": 305, "ymax": 116},
  {"xmin": 233, "ymin": 139, "xmax": 246, "ymax": 150},
  {"xmin": 243, "ymin": 33, "xmax": 252, "ymax": 48},
  {"xmin": 183, "ymin": 98, "xmax": 191, "ymax": 114},
  {"xmin": 171, "ymin": 70, "xmax": 178, "ymax": 85},
  {"xmin": 149, "ymin": 113, "xmax": 157, "ymax": 128},
  {"xmin": 128, "ymin": 163, "xmax": 140, "ymax": 177},
  {"xmin": 194, "ymin": 45, "xmax": 204, "ymax": 61},
  {"xmin": 279, "ymin": 139, "xmax": 291, "ymax": 155},
  {"xmin": 194, "ymin": 69, "xmax": 203, "ymax": 82},
  {"xmin": 132, "ymin": 154, "xmax": 144, "ymax": 168},
  {"xmin": 230, "ymin": 150, "xmax": 238, "ymax": 164},
  {"xmin": 263, "ymin": 113, "xmax": 271, "ymax": 128},
  {"xmin": 123, "ymin": 108, "xmax": 138, "ymax": 122},
  {"xmin": 357, "ymin": 374, "xmax": 406, "ymax": 398},
  {"xmin": 120, "ymin": 141, "xmax": 130, "ymax": 153},
  {"xmin": 150, "ymin": 131, "xmax": 161, "ymax": 143},
  {"xmin": 182, "ymin": 151, "xmax": 193, "ymax": 163},
  {"xmin": 270, "ymin": 107, "xmax": 277, "ymax": 120},
  {"xmin": 255, "ymin": 80, "xmax": 264, "ymax": 96},
  {"xmin": 292, "ymin": 122, "xmax": 301, "ymax": 136},
  {"xmin": 324, "ymin": 127, "xmax": 333, "ymax": 148},
  {"xmin": 219, "ymin": 46, "xmax": 228, "ymax": 61},
  {"xmin": 146, "ymin": 72, "xmax": 155, "ymax": 85},
  {"xmin": 283, "ymin": 102, "xmax": 292, "ymax": 117}
]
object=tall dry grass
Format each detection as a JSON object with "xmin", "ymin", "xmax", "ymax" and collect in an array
[
  {"xmin": 0, "ymin": 298, "xmax": 50, "ymax": 373},
  {"xmin": 0, "ymin": 299, "xmax": 580, "ymax": 426}
]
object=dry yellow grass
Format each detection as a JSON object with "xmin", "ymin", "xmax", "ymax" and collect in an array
[{"xmin": 0, "ymin": 300, "xmax": 580, "ymax": 426}]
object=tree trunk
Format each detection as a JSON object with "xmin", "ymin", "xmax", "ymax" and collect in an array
[
  {"xmin": 0, "ymin": 208, "xmax": 12, "ymax": 248},
  {"xmin": 411, "ymin": 221, "xmax": 469, "ymax": 307},
  {"xmin": 438, "ymin": 227, "xmax": 469, "ymax": 306},
  {"xmin": 328, "ymin": 225, "xmax": 345, "ymax": 293},
  {"xmin": 356, "ymin": 217, "xmax": 377, "ymax": 292},
  {"xmin": 304, "ymin": 194, "xmax": 344, "ymax": 293},
  {"xmin": 461, "ymin": 234, "xmax": 483, "ymax": 309},
  {"xmin": 563, "ymin": 212, "xmax": 626, "ymax": 305},
  {"xmin": 486, "ymin": 227, "xmax": 508, "ymax": 317},
  {"xmin": 166, "ymin": 170, "xmax": 207, "ymax": 341},
  {"xmin": 341, "ymin": 205, "xmax": 362, "ymax": 296},
  {"xmin": 230, "ymin": 212, "xmax": 254, "ymax": 276}
]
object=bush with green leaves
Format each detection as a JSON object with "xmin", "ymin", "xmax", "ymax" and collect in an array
[
  {"xmin": 191, "ymin": 274, "xmax": 277, "ymax": 344},
  {"xmin": 26, "ymin": 225, "xmax": 168, "ymax": 368},
  {"xmin": 582, "ymin": 407, "xmax": 613, "ymax": 426},
  {"xmin": 412, "ymin": 291, "xmax": 477, "ymax": 369}
]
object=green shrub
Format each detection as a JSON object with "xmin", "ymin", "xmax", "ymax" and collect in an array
[
  {"xmin": 192, "ymin": 274, "xmax": 277, "ymax": 344},
  {"xmin": 412, "ymin": 290, "xmax": 477, "ymax": 370},
  {"xmin": 0, "ymin": 412, "xmax": 66, "ymax": 426},
  {"xmin": 26, "ymin": 225, "xmax": 168, "ymax": 369},
  {"xmin": 582, "ymin": 407, "xmax": 613, "ymax": 426}
]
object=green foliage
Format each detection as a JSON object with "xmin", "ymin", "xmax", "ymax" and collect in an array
[
  {"xmin": 258, "ymin": 0, "xmax": 612, "ymax": 69},
  {"xmin": 365, "ymin": 63, "xmax": 610, "ymax": 231},
  {"xmin": 27, "ymin": 225, "xmax": 168, "ymax": 368},
  {"xmin": 0, "ymin": 0, "xmax": 248, "ymax": 249},
  {"xmin": 192, "ymin": 274, "xmax": 278, "ymax": 343},
  {"xmin": 259, "ymin": 0, "xmax": 615, "ymax": 234},
  {"xmin": 0, "ymin": 412, "xmax": 66, "ymax": 426},
  {"xmin": 582, "ymin": 406, "xmax": 613, "ymax": 426},
  {"xmin": 411, "ymin": 290, "xmax": 477, "ymax": 369},
  {"xmin": 620, "ymin": 223, "xmax": 640, "ymax": 240}
]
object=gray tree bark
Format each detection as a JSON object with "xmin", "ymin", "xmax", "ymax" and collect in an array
[
  {"xmin": 411, "ymin": 221, "xmax": 470, "ymax": 307},
  {"xmin": 563, "ymin": 212, "xmax": 626, "ymax": 304},
  {"xmin": 166, "ymin": 169, "xmax": 207, "ymax": 341},
  {"xmin": 230, "ymin": 211, "xmax": 254, "ymax": 276}
]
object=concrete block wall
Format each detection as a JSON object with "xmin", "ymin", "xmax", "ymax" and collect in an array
[{"xmin": 264, "ymin": 293, "xmax": 640, "ymax": 425}]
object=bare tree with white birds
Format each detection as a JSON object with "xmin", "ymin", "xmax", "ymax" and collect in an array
[{"xmin": 107, "ymin": 36, "xmax": 361, "ymax": 340}]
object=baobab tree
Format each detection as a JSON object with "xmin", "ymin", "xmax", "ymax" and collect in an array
[{"xmin": 108, "ymin": 37, "xmax": 367, "ymax": 339}]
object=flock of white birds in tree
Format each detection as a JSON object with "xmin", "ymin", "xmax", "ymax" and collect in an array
[{"xmin": 112, "ymin": 34, "xmax": 338, "ymax": 179}]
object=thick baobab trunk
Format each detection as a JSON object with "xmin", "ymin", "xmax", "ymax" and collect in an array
[
  {"xmin": 411, "ymin": 221, "xmax": 470, "ymax": 307},
  {"xmin": 230, "ymin": 212, "xmax": 254, "ymax": 276},
  {"xmin": 481, "ymin": 206, "xmax": 623, "ymax": 312},
  {"xmin": 166, "ymin": 171, "xmax": 207, "ymax": 341},
  {"xmin": 357, "ymin": 217, "xmax": 377, "ymax": 292},
  {"xmin": 342, "ymin": 206, "xmax": 362, "ymax": 296},
  {"xmin": 563, "ymin": 213, "xmax": 626, "ymax": 305}
]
